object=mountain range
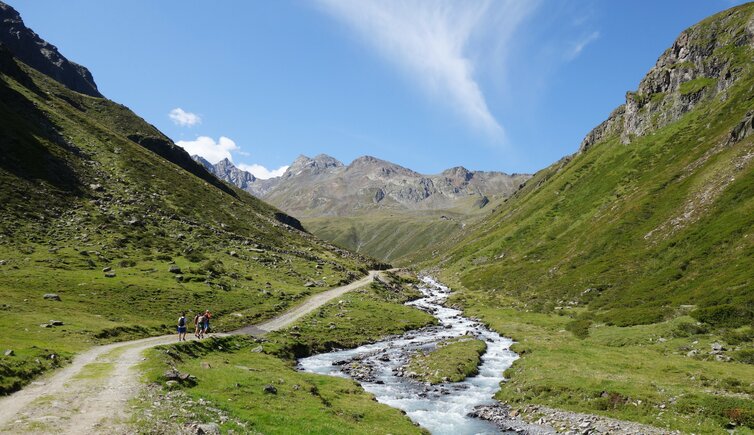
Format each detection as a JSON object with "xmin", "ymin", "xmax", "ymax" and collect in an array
[
  {"xmin": 192, "ymin": 153, "xmax": 530, "ymax": 261},
  {"xmin": 193, "ymin": 153, "xmax": 530, "ymax": 216}
]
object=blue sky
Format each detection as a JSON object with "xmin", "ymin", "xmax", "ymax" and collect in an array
[{"xmin": 12, "ymin": 0, "xmax": 748, "ymax": 177}]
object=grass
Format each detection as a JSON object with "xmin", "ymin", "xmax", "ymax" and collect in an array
[
  {"xmin": 303, "ymin": 207, "xmax": 488, "ymax": 264},
  {"xmin": 446, "ymin": 295, "xmax": 754, "ymax": 433},
  {"xmin": 139, "ymin": 336, "xmax": 427, "ymax": 434},
  {"xmin": 679, "ymin": 77, "xmax": 717, "ymax": 95},
  {"xmin": 137, "ymin": 272, "xmax": 435, "ymax": 433},
  {"xmin": 263, "ymin": 273, "xmax": 437, "ymax": 358},
  {"xmin": 423, "ymin": 4, "xmax": 754, "ymax": 433},
  {"xmin": 404, "ymin": 336, "xmax": 487, "ymax": 384},
  {"xmin": 0, "ymin": 51, "xmax": 378, "ymax": 394}
]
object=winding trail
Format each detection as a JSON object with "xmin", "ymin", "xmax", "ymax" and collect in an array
[{"xmin": 0, "ymin": 271, "xmax": 380, "ymax": 434}]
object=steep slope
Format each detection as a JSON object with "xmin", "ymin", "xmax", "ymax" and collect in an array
[
  {"xmin": 430, "ymin": 4, "xmax": 754, "ymax": 432},
  {"xmin": 0, "ymin": 36, "xmax": 378, "ymax": 394},
  {"xmin": 0, "ymin": 1, "xmax": 101, "ymax": 97}
]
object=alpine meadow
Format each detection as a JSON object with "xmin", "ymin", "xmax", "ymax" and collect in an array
[{"xmin": 1, "ymin": 1, "xmax": 754, "ymax": 434}]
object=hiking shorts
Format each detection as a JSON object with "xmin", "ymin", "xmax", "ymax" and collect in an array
[{"xmin": 177, "ymin": 326, "xmax": 187, "ymax": 333}]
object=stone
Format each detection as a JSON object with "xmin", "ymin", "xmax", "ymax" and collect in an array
[
  {"xmin": 304, "ymin": 281, "xmax": 316, "ymax": 288},
  {"xmin": 229, "ymin": 251, "xmax": 238, "ymax": 257},
  {"xmin": 43, "ymin": 293, "xmax": 61, "ymax": 301},
  {"xmin": 196, "ymin": 423, "xmax": 221, "ymax": 435},
  {"xmin": 4, "ymin": 349, "xmax": 13, "ymax": 356},
  {"xmin": 250, "ymin": 346, "xmax": 263, "ymax": 353},
  {"xmin": 102, "ymin": 266, "xmax": 111, "ymax": 272},
  {"xmin": 263, "ymin": 384, "xmax": 277, "ymax": 394},
  {"xmin": 49, "ymin": 320, "xmax": 64, "ymax": 326},
  {"xmin": 710, "ymin": 342, "xmax": 725, "ymax": 352},
  {"xmin": 104, "ymin": 271, "xmax": 116, "ymax": 278},
  {"xmin": 169, "ymin": 265, "xmax": 182, "ymax": 274}
]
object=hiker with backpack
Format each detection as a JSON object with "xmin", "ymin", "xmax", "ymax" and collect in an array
[
  {"xmin": 202, "ymin": 309, "xmax": 212, "ymax": 336},
  {"xmin": 195, "ymin": 312, "xmax": 204, "ymax": 339},
  {"xmin": 177, "ymin": 312, "xmax": 187, "ymax": 341}
]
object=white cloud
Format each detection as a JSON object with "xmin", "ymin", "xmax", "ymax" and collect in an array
[
  {"xmin": 565, "ymin": 31, "xmax": 600, "ymax": 60},
  {"xmin": 237, "ymin": 163, "xmax": 290, "ymax": 180},
  {"xmin": 317, "ymin": 1, "xmax": 536, "ymax": 138},
  {"xmin": 169, "ymin": 108, "xmax": 202, "ymax": 127},
  {"xmin": 176, "ymin": 136, "xmax": 238, "ymax": 163}
]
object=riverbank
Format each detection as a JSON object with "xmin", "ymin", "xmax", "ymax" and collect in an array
[
  {"xmin": 299, "ymin": 276, "xmax": 518, "ymax": 434},
  {"xmin": 438, "ymin": 272, "xmax": 754, "ymax": 434}
]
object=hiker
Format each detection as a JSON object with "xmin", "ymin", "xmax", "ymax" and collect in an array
[
  {"xmin": 177, "ymin": 312, "xmax": 187, "ymax": 341},
  {"xmin": 193, "ymin": 312, "xmax": 201, "ymax": 338},
  {"xmin": 196, "ymin": 312, "xmax": 205, "ymax": 339},
  {"xmin": 203, "ymin": 309, "xmax": 212, "ymax": 335}
]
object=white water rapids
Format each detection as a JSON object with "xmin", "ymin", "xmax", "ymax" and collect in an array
[{"xmin": 298, "ymin": 276, "xmax": 519, "ymax": 434}]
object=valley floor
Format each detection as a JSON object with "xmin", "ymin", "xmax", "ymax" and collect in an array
[{"xmin": 0, "ymin": 272, "xmax": 380, "ymax": 434}]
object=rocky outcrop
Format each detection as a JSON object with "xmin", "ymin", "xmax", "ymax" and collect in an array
[
  {"xmin": 192, "ymin": 157, "xmax": 257, "ymax": 190},
  {"xmin": 580, "ymin": 4, "xmax": 754, "ymax": 152},
  {"xmin": 0, "ymin": 1, "xmax": 102, "ymax": 97}
]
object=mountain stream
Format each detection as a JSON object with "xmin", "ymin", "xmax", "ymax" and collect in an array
[{"xmin": 298, "ymin": 277, "xmax": 519, "ymax": 434}]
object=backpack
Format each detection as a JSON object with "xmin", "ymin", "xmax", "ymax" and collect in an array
[{"xmin": 178, "ymin": 316, "xmax": 186, "ymax": 327}]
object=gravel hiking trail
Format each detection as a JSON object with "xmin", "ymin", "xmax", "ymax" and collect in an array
[{"xmin": 0, "ymin": 271, "xmax": 380, "ymax": 434}]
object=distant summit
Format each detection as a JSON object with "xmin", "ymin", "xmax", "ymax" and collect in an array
[
  {"xmin": 0, "ymin": 1, "xmax": 102, "ymax": 97},
  {"xmin": 191, "ymin": 156, "xmax": 257, "ymax": 190},
  {"xmin": 193, "ymin": 152, "xmax": 530, "ymax": 217}
]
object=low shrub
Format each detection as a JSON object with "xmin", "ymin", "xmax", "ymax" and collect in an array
[
  {"xmin": 565, "ymin": 319, "xmax": 592, "ymax": 339},
  {"xmin": 691, "ymin": 304, "xmax": 754, "ymax": 328}
]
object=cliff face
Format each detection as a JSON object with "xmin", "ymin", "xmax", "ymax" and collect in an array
[
  {"xmin": 0, "ymin": 1, "xmax": 102, "ymax": 97},
  {"xmin": 580, "ymin": 4, "xmax": 754, "ymax": 151}
]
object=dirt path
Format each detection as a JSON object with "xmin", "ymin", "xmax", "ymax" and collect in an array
[{"xmin": 0, "ymin": 271, "xmax": 380, "ymax": 434}]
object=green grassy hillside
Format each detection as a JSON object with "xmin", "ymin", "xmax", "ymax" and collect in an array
[
  {"xmin": 0, "ymin": 44, "xmax": 381, "ymax": 394},
  {"xmin": 303, "ymin": 196, "xmax": 504, "ymax": 264},
  {"xmin": 429, "ymin": 4, "xmax": 754, "ymax": 432}
]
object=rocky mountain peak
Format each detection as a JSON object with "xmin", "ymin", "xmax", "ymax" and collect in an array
[
  {"xmin": 192, "ymin": 155, "xmax": 213, "ymax": 171},
  {"xmin": 579, "ymin": 4, "xmax": 754, "ymax": 152},
  {"xmin": 348, "ymin": 155, "xmax": 419, "ymax": 177},
  {"xmin": 0, "ymin": 1, "xmax": 102, "ymax": 97},
  {"xmin": 441, "ymin": 166, "xmax": 473, "ymax": 182},
  {"xmin": 285, "ymin": 153, "xmax": 343, "ymax": 177},
  {"xmin": 312, "ymin": 153, "xmax": 344, "ymax": 167},
  {"xmin": 191, "ymin": 155, "xmax": 256, "ymax": 189}
]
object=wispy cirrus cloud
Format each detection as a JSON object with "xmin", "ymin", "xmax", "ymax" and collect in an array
[
  {"xmin": 169, "ymin": 108, "xmax": 201, "ymax": 126},
  {"xmin": 316, "ymin": 0, "xmax": 537, "ymax": 139},
  {"xmin": 565, "ymin": 31, "xmax": 600, "ymax": 61}
]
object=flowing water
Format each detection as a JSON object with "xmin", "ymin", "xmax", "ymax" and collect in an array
[{"xmin": 298, "ymin": 276, "xmax": 519, "ymax": 434}]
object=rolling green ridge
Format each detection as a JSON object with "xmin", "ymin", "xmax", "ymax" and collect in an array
[
  {"xmin": 0, "ymin": 44, "xmax": 381, "ymax": 394},
  {"xmin": 428, "ymin": 3, "xmax": 754, "ymax": 432},
  {"xmin": 304, "ymin": 210, "xmax": 470, "ymax": 264}
]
